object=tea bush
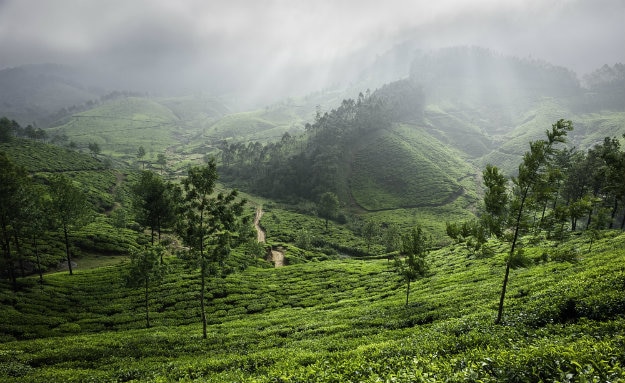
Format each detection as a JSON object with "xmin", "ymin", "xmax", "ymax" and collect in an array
[{"xmin": 0, "ymin": 232, "xmax": 623, "ymax": 382}]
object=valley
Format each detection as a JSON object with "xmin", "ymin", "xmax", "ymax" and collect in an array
[{"xmin": 1, "ymin": 47, "xmax": 624, "ymax": 382}]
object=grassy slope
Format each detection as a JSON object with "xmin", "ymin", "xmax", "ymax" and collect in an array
[
  {"xmin": 0, "ymin": 139, "xmax": 136, "ymax": 266},
  {"xmin": 476, "ymin": 99, "xmax": 625, "ymax": 175},
  {"xmin": 0, "ymin": 138, "xmax": 105, "ymax": 172},
  {"xmin": 48, "ymin": 97, "xmax": 182, "ymax": 158},
  {"xmin": 202, "ymin": 105, "xmax": 306, "ymax": 144},
  {"xmin": 422, "ymin": 103, "xmax": 494, "ymax": 159},
  {"xmin": 0, "ymin": 231, "xmax": 623, "ymax": 382},
  {"xmin": 348, "ymin": 123, "xmax": 478, "ymax": 211},
  {"xmin": 0, "ymin": 138, "xmax": 118, "ymax": 209}
]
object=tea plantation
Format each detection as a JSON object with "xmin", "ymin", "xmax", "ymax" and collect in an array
[{"xmin": 1, "ymin": 230, "xmax": 623, "ymax": 382}]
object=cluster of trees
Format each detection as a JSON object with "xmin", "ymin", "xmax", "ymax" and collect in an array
[
  {"xmin": 122, "ymin": 160, "xmax": 253, "ymax": 336},
  {"xmin": 0, "ymin": 117, "xmax": 48, "ymax": 143},
  {"xmin": 582, "ymin": 63, "xmax": 625, "ymax": 111},
  {"xmin": 449, "ymin": 130, "xmax": 625, "ymax": 255},
  {"xmin": 1, "ymin": 153, "xmax": 93, "ymax": 288},
  {"xmin": 1, "ymin": 148, "xmax": 253, "ymax": 337},
  {"xmin": 220, "ymin": 80, "xmax": 424, "ymax": 203},
  {"xmin": 446, "ymin": 120, "xmax": 624, "ymax": 323}
]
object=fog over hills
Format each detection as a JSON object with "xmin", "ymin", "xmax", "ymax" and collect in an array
[{"xmin": 1, "ymin": 0, "xmax": 623, "ymax": 104}]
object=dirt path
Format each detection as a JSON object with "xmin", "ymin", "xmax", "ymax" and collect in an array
[
  {"xmin": 253, "ymin": 207, "xmax": 284, "ymax": 267},
  {"xmin": 270, "ymin": 248, "xmax": 285, "ymax": 268},
  {"xmin": 254, "ymin": 208, "xmax": 266, "ymax": 242}
]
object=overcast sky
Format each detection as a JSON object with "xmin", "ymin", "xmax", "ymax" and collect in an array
[{"xmin": 0, "ymin": 0, "xmax": 623, "ymax": 98}]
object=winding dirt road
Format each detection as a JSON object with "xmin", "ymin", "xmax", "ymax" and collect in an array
[{"xmin": 254, "ymin": 207, "xmax": 284, "ymax": 267}]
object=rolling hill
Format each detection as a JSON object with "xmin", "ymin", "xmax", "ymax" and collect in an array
[
  {"xmin": 1, "ymin": 47, "xmax": 625, "ymax": 383},
  {"xmin": 0, "ymin": 64, "xmax": 104, "ymax": 127},
  {"xmin": 2, "ymin": 47, "xmax": 623, "ymax": 236},
  {"xmin": 48, "ymin": 97, "xmax": 183, "ymax": 158},
  {"xmin": 349, "ymin": 123, "xmax": 476, "ymax": 211}
]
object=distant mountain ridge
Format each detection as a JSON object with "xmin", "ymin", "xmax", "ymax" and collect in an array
[{"xmin": 0, "ymin": 63, "xmax": 105, "ymax": 126}]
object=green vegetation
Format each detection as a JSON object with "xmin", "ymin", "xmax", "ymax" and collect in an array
[
  {"xmin": 48, "ymin": 173, "xmax": 93, "ymax": 275},
  {"xmin": 177, "ymin": 159, "xmax": 249, "ymax": 339},
  {"xmin": 0, "ymin": 138, "xmax": 106, "ymax": 172},
  {"xmin": 0, "ymin": 231, "xmax": 623, "ymax": 381},
  {"xmin": 349, "ymin": 124, "xmax": 472, "ymax": 210},
  {"xmin": 394, "ymin": 225, "xmax": 430, "ymax": 305},
  {"xmin": 2, "ymin": 49, "xmax": 625, "ymax": 382},
  {"xmin": 48, "ymin": 97, "xmax": 182, "ymax": 158},
  {"xmin": 125, "ymin": 245, "xmax": 167, "ymax": 329}
]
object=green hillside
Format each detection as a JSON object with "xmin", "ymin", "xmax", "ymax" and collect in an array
[
  {"xmin": 2, "ymin": 48, "xmax": 625, "ymax": 383},
  {"xmin": 476, "ymin": 100, "xmax": 625, "ymax": 175},
  {"xmin": 421, "ymin": 104, "xmax": 493, "ymax": 159},
  {"xmin": 203, "ymin": 108, "xmax": 301, "ymax": 143},
  {"xmin": 0, "ymin": 138, "xmax": 106, "ymax": 173},
  {"xmin": 0, "ymin": 138, "xmax": 136, "ymax": 270},
  {"xmin": 48, "ymin": 97, "xmax": 183, "ymax": 158},
  {"xmin": 1, "ymin": 231, "xmax": 623, "ymax": 382},
  {"xmin": 349, "ymin": 124, "xmax": 476, "ymax": 211}
]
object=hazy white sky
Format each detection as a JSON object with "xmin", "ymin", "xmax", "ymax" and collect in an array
[{"xmin": 0, "ymin": 0, "xmax": 623, "ymax": 96}]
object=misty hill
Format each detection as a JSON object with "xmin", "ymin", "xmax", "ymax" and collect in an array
[
  {"xmin": 49, "ymin": 97, "xmax": 182, "ymax": 156},
  {"xmin": 219, "ymin": 48, "xmax": 624, "ymax": 210},
  {"xmin": 3, "ymin": 48, "xmax": 623, "ymax": 204},
  {"xmin": 44, "ymin": 94, "xmax": 232, "ymax": 166},
  {"xmin": 410, "ymin": 47, "xmax": 581, "ymax": 111},
  {"xmin": 219, "ymin": 79, "xmax": 480, "ymax": 213},
  {"xmin": 0, "ymin": 64, "xmax": 104, "ymax": 127}
]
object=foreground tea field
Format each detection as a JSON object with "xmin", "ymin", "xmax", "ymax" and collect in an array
[{"xmin": 1, "ymin": 232, "xmax": 624, "ymax": 382}]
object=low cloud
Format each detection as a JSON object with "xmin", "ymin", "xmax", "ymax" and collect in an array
[{"xmin": 1, "ymin": 0, "xmax": 623, "ymax": 99}]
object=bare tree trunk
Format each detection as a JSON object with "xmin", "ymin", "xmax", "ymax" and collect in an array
[
  {"xmin": 496, "ymin": 188, "xmax": 528, "ymax": 324},
  {"xmin": 13, "ymin": 232, "xmax": 24, "ymax": 277},
  {"xmin": 496, "ymin": 263, "xmax": 511, "ymax": 324},
  {"xmin": 33, "ymin": 234, "xmax": 43, "ymax": 286},
  {"xmin": 609, "ymin": 198, "xmax": 618, "ymax": 229},
  {"xmin": 145, "ymin": 279, "xmax": 150, "ymax": 328},
  {"xmin": 64, "ymin": 227, "xmax": 73, "ymax": 275},
  {"xmin": 2, "ymin": 227, "xmax": 16, "ymax": 291},
  {"xmin": 200, "ymin": 264, "xmax": 207, "ymax": 339}
]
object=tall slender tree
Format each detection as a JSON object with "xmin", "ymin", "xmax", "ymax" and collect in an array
[
  {"xmin": 137, "ymin": 146, "xmax": 146, "ymax": 169},
  {"xmin": 491, "ymin": 119, "xmax": 572, "ymax": 324},
  {"xmin": 0, "ymin": 153, "xmax": 26, "ymax": 290},
  {"xmin": 318, "ymin": 192, "xmax": 339, "ymax": 231},
  {"xmin": 362, "ymin": 219, "xmax": 380, "ymax": 253},
  {"xmin": 49, "ymin": 174, "xmax": 92, "ymax": 275},
  {"xmin": 126, "ymin": 245, "xmax": 166, "ymax": 328},
  {"xmin": 382, "ymin": 223, "xmax": 402, "ymax": 258},
  {"xmin": 132, "ymin": 171, "xmax": 177, "ymax": 248},
  {"xmin": 177, "ymin": 159, "xmax": 246, "ymax": 339},
  {"xmin": 24, "ymin": 184, "xmax": 48, "ymax": 285},
  {"xmin": 394, "ymin": 226, "xmax": 430, "ymax": 306},
  {"xmin": 157, "ymin": 153, "xmax": 167, "ymax": 175}
]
